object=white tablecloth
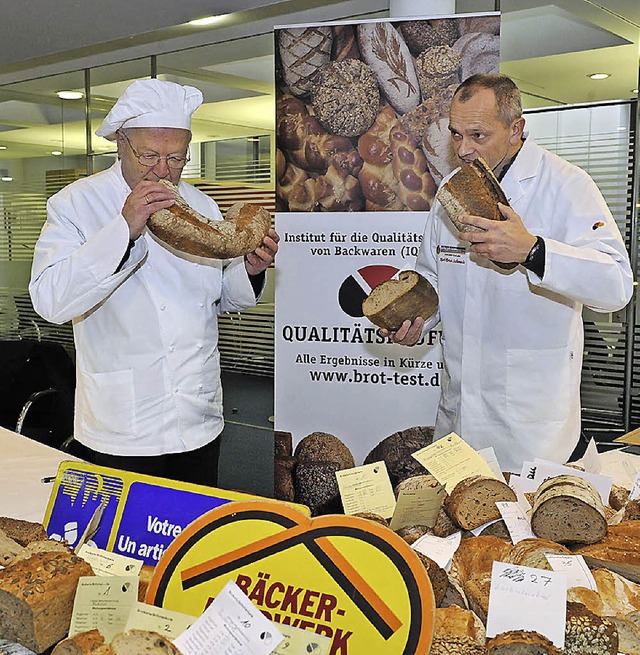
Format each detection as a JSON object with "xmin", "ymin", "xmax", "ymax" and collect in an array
[{"xmin": 0, "ymin": 426, "xmax": 81, "ymax": 522}]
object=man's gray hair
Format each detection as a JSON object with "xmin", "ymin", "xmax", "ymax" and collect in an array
[{"xmin": 454, "ymin": 74, "xmax": 523, "ymax": 126}]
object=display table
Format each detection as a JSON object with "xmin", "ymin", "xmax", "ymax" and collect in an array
[{"xmin": 0, "ymin": 426, "xmax": 81, "ymax": 522}]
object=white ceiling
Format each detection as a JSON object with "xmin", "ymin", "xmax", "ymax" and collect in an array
[{"xmin": 0, "ymin": 0, "xmax": 637, "ymax": 162}]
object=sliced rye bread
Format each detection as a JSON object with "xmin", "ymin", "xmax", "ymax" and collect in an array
[
  {"xmin": 0, "ymin": 518, "xmax": 47, "ymax": 547},
  {"xmin": 90, "ymin": 631, "xmax": 182, "ymax": 655},
  {"xmin": 531, "ymin": 476, "xmax": 607, "ymax": 545},
  {"xmin": 444, "ymin": 475, "xmax": 517, "ymax": 530},
  {"xmin": 362, "ymin": 270, "xmax": 439, "ymax": 331}
]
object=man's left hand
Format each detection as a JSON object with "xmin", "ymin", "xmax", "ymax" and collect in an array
[
  {"xmin": 457, "ymin": 203, "xmax": 537, "ymax": 264},
  {"xmin": 245, "ymin": 228, "xmax": 280, "ymax": 276}
]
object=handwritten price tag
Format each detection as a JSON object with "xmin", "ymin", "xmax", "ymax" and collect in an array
[
  {"xmin": 629, "ymin": 471, "xmax": 640, "ymax": 501},
  {"xmin": 545, "ymin": 554, "xmax": 597, "ymax": 591},
  {"xmin": 486, "ymin": 561, "xmax": 566, "ymax": 648},
  {"xmin": 496, "ymin": 501, "xmax": 536, "ymax": 543}
]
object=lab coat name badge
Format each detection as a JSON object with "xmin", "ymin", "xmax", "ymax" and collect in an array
[{"xmin": 437, "ymin": 244, "xmax": 467, "ymax": 266}]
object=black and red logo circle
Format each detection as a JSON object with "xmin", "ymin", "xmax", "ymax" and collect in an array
[{"xmin": 338, "ymin": 265, "xmax": 399, "ymax": 318}]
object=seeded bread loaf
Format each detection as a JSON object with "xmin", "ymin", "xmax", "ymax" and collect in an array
[
  {"xmin": 564, "ymin": 601, "xmax": 618, "ymax": 655},
  {"xmin": 486, "ymin": 630, "xmax": 562, "ymax": 655},
  {"xmin": 294, "ymin": 431, "xmax": 355, "ymax": 469},
  {"xmin": 51, "ymin": 629, "xmax": 105, "ymax": 655},
  {"xmin": 444, "ymin": 475, "xmax": 517, "ymax": 530},
  {"xmin": 531, "ymin": 475, "xmax": 607, "ymax": 545},
  {"xmin": 89, "ymin": 630, "xmax": 182, "ymax": 655},
  {"xmin": 0, "ymin": 551, "xmax": 94, "ymax": 652},
  {"xmin": 7, "ymin": 539, "xmax": 72, "ymax": 566},
  {"xmin": 429, "ymin": 635, "xmax": 485, "ymax": 655},
  {"xmin": 362, "ymin": 270, "xmax": 438, "ymax": 332}
]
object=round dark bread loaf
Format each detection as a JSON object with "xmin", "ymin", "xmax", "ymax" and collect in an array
[
  {"xmin": 486, "ymin": 630, "xmax": 562, "ymax": 655},
  {"xmin": 364, "ymin": 425, "xmax": 434, "ymax": 487},
  {"xmin": 362, "ymin": 270, "xmax": 438, "ymax": 331},
  {"xmin": 294, "ymin": 431, "xmax": 355, "ymax": 469},
  {"xmin": 147, "ymin": 180, "xmax": 271, "ymax": 259}
]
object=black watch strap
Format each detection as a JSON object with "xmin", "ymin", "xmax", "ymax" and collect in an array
[{"xmin": 522, "ymin": 236, "xmax": 545, "ymax": 277}]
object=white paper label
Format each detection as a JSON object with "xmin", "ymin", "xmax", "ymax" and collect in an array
[
  {"xmin": 496, "ymin": 501, "xmax": 536, "ymax": 543},
  {"xmin": 173, "ymin": 580, "xmax": 284, "ymax": 655},
  {"xmin": 486, "ymin": 562, "xmax": 566, "ymax": 648},
  {"xmin": 545, "ymin": 554, "xmax": 597, "ymax": 591},
  {"xmin": 411, "ymin": 531, "xmax": 462, "ymax": 570},
  {"xmin": 629, "ymin": 471, "xmax": 640, "ymax": 501},
  {"xmin": 125, "ymin": 601, "xmax": 197, "ymax": 639},
  {"xmin": 77, "ymin": 544, "xmax": 143, "ymax": 577}
]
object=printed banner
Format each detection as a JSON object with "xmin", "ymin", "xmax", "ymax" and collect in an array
[
  {"xmin": 43, "ymin": 461, "xmax": 308, "ymax": 566},
  {"xmin": 274, "ymin": 14, "xmax": 501, "ymax": 463}
]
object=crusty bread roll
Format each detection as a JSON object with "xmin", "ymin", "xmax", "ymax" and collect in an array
[
  {"xmin": 362, "ymin": 270, "xmax": 438, "ymax": 331},
  {"xmin": 147, "ymin": 180, "xmax": 271, "ymax": 259}
]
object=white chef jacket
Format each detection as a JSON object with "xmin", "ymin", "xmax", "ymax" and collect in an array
[
  {"xmin": 415, "ymin": 137, "xmax": 633, "ymax": 472},
  {"xmin": 29, "ymin": 161, "xmax": 259, "ymax": 456}
]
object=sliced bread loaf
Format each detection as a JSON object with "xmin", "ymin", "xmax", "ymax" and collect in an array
[
  {"xmin": 0, "ymin": 551, "xmax": 94, "ymax": 652},
  {"xmin": 444, "ymin": 475, "xmax": 517, "ymax": 530},
  {"xmin": 362, "ymin": 270, "xmax": 438, "ymax": 331},
  {"xmin": 531, "ymin": 475, "xmax": 607, "ymax": 545}
]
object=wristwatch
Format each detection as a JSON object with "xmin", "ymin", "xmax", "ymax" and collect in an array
[{"xmin": 522, "ymin": 236, "xmax": 545, "ymax": 277}]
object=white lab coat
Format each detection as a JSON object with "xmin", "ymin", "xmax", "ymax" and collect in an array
[
  {"xmin": 415, "ymin": 137, "xmax": 633, "ymax": 472},
  {"xmin": 29, "ymin": 161, "xmax": 259, "ymax": 456}
]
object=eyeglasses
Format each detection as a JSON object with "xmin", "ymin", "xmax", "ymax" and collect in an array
[{"xmin": 119, "ymin": 130, "xmax": 190, "ymax": 169}]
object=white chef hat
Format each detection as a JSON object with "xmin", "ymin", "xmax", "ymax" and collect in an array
[{"xmin": 95, "ymin": 79, "xmax": 203, "ymax": 141}]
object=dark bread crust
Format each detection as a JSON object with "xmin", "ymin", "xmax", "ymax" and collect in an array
[
  {"xmin": 147, "ymin": 181, "xmax": 271, "ymax": 259},
  {"xmin": 437, "ymin": 157, "xmax": 516, "ymax": 270}
]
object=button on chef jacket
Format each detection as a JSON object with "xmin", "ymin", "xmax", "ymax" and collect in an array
[
  {"xmin": 415, "ymin": 137, "xmax": 633, "ymax": 473},
  {"xmin": 29, "ymin": 161, "xmax": 260, "ymax": 456}
]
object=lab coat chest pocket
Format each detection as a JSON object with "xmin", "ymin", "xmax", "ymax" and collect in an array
[
  {"xmin": 506, "ymin": 346, "xmax": 576, "ymax": 423},
  {"xmin": 80, "ymin": 368, "xmax": 136, "ymax": 436}
]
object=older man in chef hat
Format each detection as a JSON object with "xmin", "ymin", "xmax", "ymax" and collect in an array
[{"xmin": 29, "ymin": 79, "xmax": 278, "ymax": 486}]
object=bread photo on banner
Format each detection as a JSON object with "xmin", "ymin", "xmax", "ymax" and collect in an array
[{"xmin": 274, "ymin": 16, "xmax": 500, "ymax": 213}]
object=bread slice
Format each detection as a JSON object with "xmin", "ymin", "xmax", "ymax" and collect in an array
[
  {"xmin": 486, "ymin": 630, "xmax": 562, "ymax": 655},
  {"xmin": 90, "ymin": 630, "xmax": 182, "ymax": 655},
  {"xmin": 362, "ymin": 270, "xmax": 438, "ymax": 331},
  {"xmin": 531, "ymin": 476, "xmax": 607, "ymax": 545},
  {"xmin": 564, "ymin": 601, "xmax": 618, "ymax": 655},
  {"xmin": 444, "ymin": 475, "xmax": 517, "ymax": 530}
]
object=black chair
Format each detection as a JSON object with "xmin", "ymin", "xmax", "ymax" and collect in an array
[{"xmin": 0, "ymin": 339, "xmax": 75, "ymax": 451}]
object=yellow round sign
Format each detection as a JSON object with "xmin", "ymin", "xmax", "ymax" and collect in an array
[{"xmin": 147, "ymin": 500, "xmax": 435, "ymax": 654}]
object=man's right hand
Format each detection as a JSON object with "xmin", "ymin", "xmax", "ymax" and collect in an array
[
  {"xmin": 380, "ymin": 317, "xmax": 425, "ymax": 346},
  {"xmin": 121, "ymin": 180, "xmax": 177, "ymax": 240}
]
